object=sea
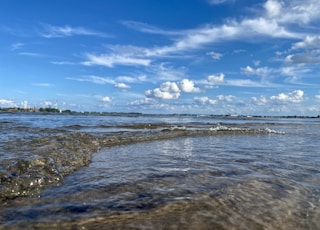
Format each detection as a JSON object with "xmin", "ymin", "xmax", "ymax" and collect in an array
[{"xmin": 0, "ymin": 113, "xmax": 319, "ymax": 229}]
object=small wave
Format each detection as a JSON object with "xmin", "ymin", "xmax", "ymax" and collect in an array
[
  {"xmin": 209, "ymin": 124, "xmax": 285, "ymax": 134},
  {"xmin": 259, "ymin": 128, "xmax": 285, "ymax": 134},
  {"xmin": 210, "ymin": 124, "xmax": 246, "ymax": 132}
]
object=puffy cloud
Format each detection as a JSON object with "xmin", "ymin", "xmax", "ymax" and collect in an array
[
  {"xmin": 315, "ymin": 95, "xmax": 320, "ymax": 101},
  {"xmin": 178, "ymin": 79, "xmax": 200, "ymax": 93},
  {"xmin": 146, "ymin": 82, "xmax": 181, "ymax": 100},
  {"xmin": 82, "ymin": 53, "xmax": 151, "ymax": 67},
  {"xmin": 207, "ymin": 73, "xmax": 225, "ymax": 83},
  {"xmin": 101, "ymin": 96, "xmax": 112, "ymax": 103},
  {"xmin": 270, "ymin": 90, "xmax": 304, "ymax": 103},
  {"xmin": 145, "ymin": 79, "xmax": 200, "ymax": 100},
  {"xmin": 115, "ymin": 83, "xmax": 131, "ymax": 89},
  {"xmin": 194, "ymin": 96, "xmax": 217, "ymax": 105}
]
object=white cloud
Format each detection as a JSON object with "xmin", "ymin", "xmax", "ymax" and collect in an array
[
  {"xmin": 241, "ymin": 65, "xmax": 271, "ymax": 77},
  {"xmin": 101, "ymin": 8, "xmax": 299, "ymax": 64},
  {"xmin": 178, "ymin": 79, "xmax": 200, "ymax": 93},
  {"xmin": 115, "ymin": 83, "xmax": 131, "ymax": 89},
  {"xmin": 264, "ymin": 0, "xmax": 283, "ymax": 18},
  {"xmin": 130, "ymin": 97, "xmax": 155, "ymax": 105},
  {"xmin": 208, "ymin": 0, "xmax": 234, "ymax": 5},
  {"xmin": 146, "ymin": 81, "xmax": 181, "ymax": 100},
  {"xmin": 40, "ymin": 24, "xmax": 109, "ymax": 38},
  {"xmin": 51, "ymin": 61, "xmax": 75, "ymax": 65},
  {"xmin": 147, "ymin": 63, "xmax": 187, "ymax": 82},
  {"xmin": 82, "ymin": 1, "xmax": 308, "ymax": 71},
  {"xmin": 121, "ymin": 21, "xmax": 182, "ymax": 36},
  {"xmin": 32, "ymin": 83, "xmax": 55, "ymax": 87},
  {"xmin": 0, "ymin": 99, "xmax": 16, "ymax": 107},
  {"xmin": 217, "ymin": 95, "xmax": 235, "ymax": 102},
  {"xmin": 207, "ymin": 73, "xmax": 225, "ymax": 83},
  {"xmin": 43, "ymin": 101, "xmax": 58, "ymax": 108},
  {"xmin": 145, "ymin": 79, "xmax": 200, "ymax": 100},
  {"xmin": 285, "ymin": 52, "xmax": 320, "ymax": 65},
  {"xmin": 224, "ymin": 79, "xmax": 267, "ymax": 87},
  {"xmin": 194, "ymin": 96, "xmax": 217, "ymax": 105},
  {"xmin": 276, "ymin": 0, "xmax": 320, "ymax": 25},
  {"xmin": 67, "ymin": 75, "xmax": 115, "ymax": 85},
  {"xmin": 292, "ymin": 36, "xmax": 320, "ymax": 50},
  {"xmin": 315, "ymin": 95, "xmax": 320, "ymax": 100},
  {"xmin": 251, "ymin": 96, "xmax": 268, "ymax": 105},
  {"xmin": 270, "ymin": 90, "xmax": 304, "ymax": 103},
  {"xmin": 206, "ymin": 51, "xmax": 223, "ymax": 60},
  {"xmin": 101, "ymin": 96, "xmax": 112, "ymax": 103},
  {"xmin": 240, "ymin": 17, "xmax": 296, "ymax": 38},
  {"xmin": 18, "ymin": 52, "xmax": 43, "ymax": 57},
  {"xmin": 11, "ymin": 42, "xmax": 24, "ymax": 50},
  {"xmin": 82, "ymin": 53, "xmax": 151, "ymax": 67}
]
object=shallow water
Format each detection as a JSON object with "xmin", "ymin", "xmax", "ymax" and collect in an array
[{"xmin": 0, "ymin": 113, "xmax": 319, "ymax": 229}]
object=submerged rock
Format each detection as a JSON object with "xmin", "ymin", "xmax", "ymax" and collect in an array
[{"xmin": 0, "ymin": 132, "xmax": 101, "ymax": 201}]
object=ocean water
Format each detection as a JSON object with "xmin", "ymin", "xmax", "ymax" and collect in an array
[{"xmin": 0, "ymin": 113, "xmax": 319, "ymax": 229}]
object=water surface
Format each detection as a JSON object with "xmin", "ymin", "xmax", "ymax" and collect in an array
[{"xmin": 0, "ymin": 113, "xmax": 319, "ymax": 229}]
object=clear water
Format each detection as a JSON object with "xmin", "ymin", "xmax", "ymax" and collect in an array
[{"xmin": 0, "ymin": 114, "xmax": 319, "ymax": 229}]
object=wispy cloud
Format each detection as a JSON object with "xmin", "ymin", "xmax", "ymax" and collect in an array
[
  {"xmin": 11, "ymin": 42, "xmax": 24, "ymax": 51},
  {"xmin": 206, "ymin": 51, "xmax": 223, "ymax": 60},
  {"xmin": 32, "ymin": 83, "xmax": 55, "ymax": 87},
  {"xmin": 208, "ymin": 0, "xmax": 235, "ymax": 5},
  {"xmin": 18, "ymin": 52, "xmax": 43, "ymax": 57},
  {"xmin": 121, "ymin": 21, "xmax": 183, "ymax": 36},
  {"xmin": 51, "ymin": 61, "xmax": 76, "ymax": 65},
  {"xmin": 115, "ymin": 82, "xmax": 131, "ymax": 89},
  {"xmin": 40, "ymin": 24, "xmax": 110, "ymax": 38},
  {"xmin": 82, "ymin": 53, "xmax": 151, "ymax": 67},
  {"xmin": 67, "ymin": 75, "xmax": 115, "ymax": 85},
  {"xmin": 83, "ymin": 4, "xmax": 302, "ymax": 68}
]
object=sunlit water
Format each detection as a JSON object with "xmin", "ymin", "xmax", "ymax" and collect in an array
[{"xmin": 0, "ymin": 114, "xmax": 319, "ymax": 229}]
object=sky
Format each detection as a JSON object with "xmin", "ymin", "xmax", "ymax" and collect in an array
[{"xmin": 0, "ymin": 0, "xmax": 320, "ymax": 115}]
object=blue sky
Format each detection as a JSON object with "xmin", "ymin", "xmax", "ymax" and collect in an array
[{"xmin": 1, "ymin": 0, "xmax": 320, "ymax": 115}]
